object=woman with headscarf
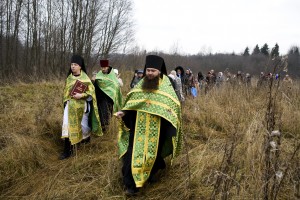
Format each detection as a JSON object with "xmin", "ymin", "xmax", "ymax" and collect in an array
[{"xmin": 216, "ymin": 72, "xmax": 225, "ymax": 88}]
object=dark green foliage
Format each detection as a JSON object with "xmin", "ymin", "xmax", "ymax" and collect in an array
[
  {"xmin": 271, "ymin": 43, "xmax": 280, "ymax": 58},
  {"xmin": 288, "ymin": 46, "xmax": 299, "ymax": 55},
  {"xmin": 252, "ymin": 44, "xmax": 261, "ymax": 55},
  {"xmin": 287, "ymin": 46, "xmax": 300, "ymax": 77},
  {"xmin": 243, "ymin": 47, "xmax": 250, "ymax": 56},
  {"xmin": 260, "ymin": 43, "xmax": 269, "ymax": 56}
]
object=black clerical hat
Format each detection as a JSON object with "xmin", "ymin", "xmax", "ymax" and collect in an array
[{"xmin": 144, "ymin": 55, "xmax": 167, "ymax": 77}]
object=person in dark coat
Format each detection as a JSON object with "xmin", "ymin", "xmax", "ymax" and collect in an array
[
  {"xmin": 130, "ymin": 69, "xmax": 144, "ymax": 88},
  {"xmin": 175, "ymin": 66, "xmax": 185, "ymax": 84}
]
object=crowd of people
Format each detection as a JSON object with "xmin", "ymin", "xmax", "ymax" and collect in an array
[{"xmin": 60, "ymin": 54, "xmax": 293, "ymax": 196}]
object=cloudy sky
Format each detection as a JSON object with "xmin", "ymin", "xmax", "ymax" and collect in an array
[{"xmin": 132, "ymin": 0, "xmax": 300, "ymax": 55}]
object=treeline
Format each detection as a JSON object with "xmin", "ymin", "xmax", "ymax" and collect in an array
[
  {"xmin": 1, "ymin": 0, "xmax": 299, "ymax": 82},
  {"xmin": 0, "ymin": 0, "xmax": 134, "ymax": 81},
  {"xmin": 112, "ymin": 45, "xmax": 300, "ymax": 79}
]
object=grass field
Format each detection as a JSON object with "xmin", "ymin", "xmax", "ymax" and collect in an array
[{"xmin": 0, "ymin": 78, "xmax": 299, "ymax": 199}]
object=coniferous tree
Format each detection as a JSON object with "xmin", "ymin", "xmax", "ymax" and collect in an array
[
  {"xmin": 260, "ymin": 43, "xmax": 269, "ymax": 56},
  {"xmin": 271, "ymin": 43, "xmax": 279, "ymax": 58},
  {"xmin": 252, "ymin": 44, "xmax": 260, "ymax": 55},
  {"xmin": 295, "ymin": 47, "xmax": 299, "ymax": 55},
  {"xmin": 287, "ymin": 46, "xmax": 300, "ymax": 77},
  {"xmin": 288, "ymin": 46, "xmax": 299, "ymax": 55},
  {"xmin": 243, "ymin": 47, "xmax": 250, "ymax": 56}
]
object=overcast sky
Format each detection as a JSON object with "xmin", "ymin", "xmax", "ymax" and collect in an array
[{"xmin": 132, "ymin": 0, "xmax": 300, "ymax": 55}]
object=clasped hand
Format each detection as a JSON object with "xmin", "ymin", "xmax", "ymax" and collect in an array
[{"xmin": 72, "ymin": 92, "xmax": 83, "ymax": 99}]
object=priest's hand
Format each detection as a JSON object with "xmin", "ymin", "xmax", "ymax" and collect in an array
[{"xmin": 72, "ymin": 92, "xmax": 83, "ymax": 99}]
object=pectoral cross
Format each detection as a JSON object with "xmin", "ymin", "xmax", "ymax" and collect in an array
[{"xmin": 146, "ymin": 100, "xmax": 151, "ymax": 107}]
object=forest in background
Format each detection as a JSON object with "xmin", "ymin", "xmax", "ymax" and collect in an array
[
  {"xmin": 0, "ymin": 0, "xmax": 134, "ymax": 81},
  {"xmin": 1, "ymin": 0, "xmax": 300, "ymax": 83}
]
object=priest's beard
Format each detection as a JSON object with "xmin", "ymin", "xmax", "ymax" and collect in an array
[{"xmin": 142, "ymin": 75, "xmax": 160, "ymax": 90}]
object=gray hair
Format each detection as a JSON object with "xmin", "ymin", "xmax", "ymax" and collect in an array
[{"xmin": 170, "ymin": 70, "xmax": 176, "ymax": 76}]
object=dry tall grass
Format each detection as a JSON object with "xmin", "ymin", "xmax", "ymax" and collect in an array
[{"xmin": 0, "ymin": 79, "xmax": 299, "ymax": 199}]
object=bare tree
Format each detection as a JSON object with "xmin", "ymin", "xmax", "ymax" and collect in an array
[
  {"xmin": 12, "ymin": 0, "xmax": 23, "ymax": 71},
  {"xmin": 0, "ymin": 1, "xmax": 4, "ymax": 74},
  {"xmin": 0, "ymin": 0, "xmax": 135, "ymax": 81},
  {"xmin": 97, "ymin": 0, "xmax": 134, "ymax": 59}
]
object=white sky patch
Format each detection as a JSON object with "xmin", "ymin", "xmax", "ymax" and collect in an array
[{"xmin": 132, "ymin": 0, "xmax": 300, "ymax": 54}]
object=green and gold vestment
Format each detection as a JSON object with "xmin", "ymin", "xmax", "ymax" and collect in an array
[
  {"xmin": 63, "ymin": 71, "xmax": 102, "ymax": 145},
  {"xmin": 118, "ymin": 75, "xmax": 182, "ymax": 187},
  {"xmin": 95, "ymin": 69, "xmax": 123, "ymax": 113}
]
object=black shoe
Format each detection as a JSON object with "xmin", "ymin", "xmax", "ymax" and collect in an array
[
  {"xmin": 81, "ymin": 136, "xmax": 91, "ymax": 144},
  {"xmin": 59, "ymin": 152, "xmax": 71, "ymax": 160},
  {"xmin": 148, "ymin": 167, "xmax": 165, "ymax": 184},
  {"xmin": 60, "ymin": 138, "xmax": 73, "ymax": 160},
  {"xmin": 101, "ymin": 125, "xmax": 107, "ymax": 133},
  {"xmin": 148, "ymin": 176, "xmax": 158, "ymax": 184},
  {"xmin": 125, "ymin": 188, "xmax": 139, "ymax": 196}
]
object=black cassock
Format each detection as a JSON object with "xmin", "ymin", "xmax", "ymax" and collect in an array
[
  {"xmin": 121, "ymin": 110, "xmax": 176, "ymax": 191},
  {"xmin": 94, "ymin": 83, "xmax": 114, "ymax": 132}
]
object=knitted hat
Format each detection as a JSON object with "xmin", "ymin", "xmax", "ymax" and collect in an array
[{"xmin": 137, "ymin": 69, "xmax": 144, "ymax": 74}]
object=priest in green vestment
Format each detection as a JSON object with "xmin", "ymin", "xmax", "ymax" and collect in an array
[
  {"xmin": 93, "ymin": 59, "xmax": 123, "ymax": 132},
  {"xmin": 115, "ymin": 55, "xmax": 182, "ymax": 195},
  {"xmin": 60, "ymin": 55, "xmax": 102, "ymax": 160}
]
